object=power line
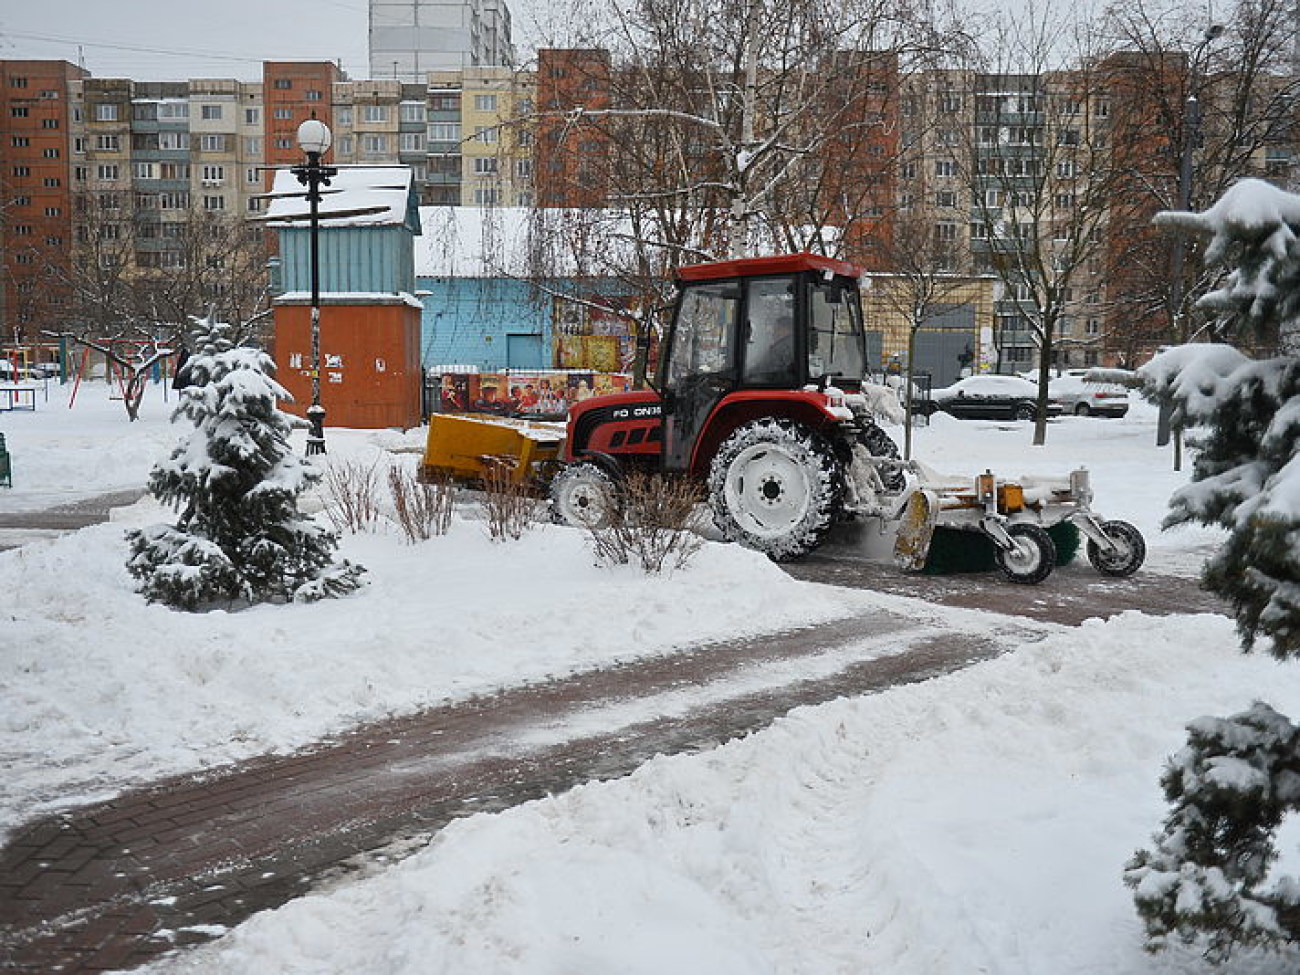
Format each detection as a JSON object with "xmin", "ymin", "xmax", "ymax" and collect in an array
[{"xmin": 2, "ymin": 30, "xmax": 273, "ymax": 65}]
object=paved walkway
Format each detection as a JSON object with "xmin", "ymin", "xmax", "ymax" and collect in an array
[{"xmin": 0, "ymin": 609, "xmax": 1041, "ymax": 972}]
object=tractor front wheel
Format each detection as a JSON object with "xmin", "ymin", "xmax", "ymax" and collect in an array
[
  {"xmin": 549, "ymin": 462, "xmax": 617, "ymax": 529},
  {"xmin": 1086, "ymin": 519, "xmax": 1146, "ymax": 577},
  {"xmin": 709, "ymin": 419, "xmax": 843, "ymax": 562},
  {"xmin": 995, "ymin": 523, "xmax": 1056, "ymax": 584}
]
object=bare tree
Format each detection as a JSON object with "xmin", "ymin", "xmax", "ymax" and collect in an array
[
  {"xmin": 1100, "ymin": 0, "xmax": 1300, "ymax": 353},
  {"xmin": 953, "ymin": 1, "xmax": 1129, "ymax": 445}
]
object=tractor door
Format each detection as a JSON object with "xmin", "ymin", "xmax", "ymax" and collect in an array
[{"xmin": 659, "ymin": 279, "xmax": 740, "ymax": 472}]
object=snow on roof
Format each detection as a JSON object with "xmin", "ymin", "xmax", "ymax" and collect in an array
[
  {"xmin": 416, "ymin": 207, "xmax": 639, "ymax": 279},
  {"xmin": 263, "ymin": 167, "xmax": 417, "ymax": 230}
]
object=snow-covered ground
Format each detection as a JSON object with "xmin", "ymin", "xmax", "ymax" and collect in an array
[{"xmin": 2, "ymin": 380, "xmax": 1294, "ymax": 974}]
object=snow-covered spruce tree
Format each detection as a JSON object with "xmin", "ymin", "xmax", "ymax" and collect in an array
[
  {"xmin": 1125, "ymin": 179, "xmax": 1300, "ymax": 960},
  {"xmin": 126, "ymin": 320, "xmax": 364, "ymax": 610}
]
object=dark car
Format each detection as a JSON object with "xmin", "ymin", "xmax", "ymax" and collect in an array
[{"xmin": 917, "ymin": 375, "xmax": 1064, "ymax": 421}]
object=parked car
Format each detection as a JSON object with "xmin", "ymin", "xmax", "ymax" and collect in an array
[
  {"xmin": 916, "ymin": 374, "xmax": 1064, "ymax": 421},
  {"xmin": 1048, "ymin": 374, "xmax": 1130, "ymax": 417}
]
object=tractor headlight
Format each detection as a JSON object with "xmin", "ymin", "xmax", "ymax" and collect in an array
[{"xmin": 976, "ymin": 470, "xmax": 997, "ymax": 505}]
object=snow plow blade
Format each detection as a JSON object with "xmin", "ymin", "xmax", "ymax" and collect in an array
[{"xmin": 419, "ymin": 413, "xmax": 564, "ymax": 486}]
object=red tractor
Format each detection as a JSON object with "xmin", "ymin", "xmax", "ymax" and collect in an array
[{"xmin": 550, "ymin": 252, "xmax": 905, "ymax": 561}]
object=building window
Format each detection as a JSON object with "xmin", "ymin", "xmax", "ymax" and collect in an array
[
  {"xmin": 245, "ymin": 107, "xmax": 260, "ymax": 124},
  {"xmin": 44, "ymin": 206, "xmax": 60, "ymax": 217},
  {"xmin": 74, "ymin": 136, "xmax": 87, "ymax": 153},
  {"xmin": 306, "ymin": 89, "xmax": 323, "ymax": 101},
  {"xmin": 201, "ymin": 104, "xmax": 223, "ymax": 120},
  {"xmin": 274, "ymin": 78, "xmax": 292, "ymax": 89},
  {"xmin": 42, "ymin": 118, "xmax": 59, "ymax": 129},
  {"xmin": 246, "ymin": 166, "xmax": 261, "ymax": 184},
  {"xmin": 40, "ymin": 89, "xmax": 58, "ymax": 99},
  {"xmin": 473, "ymin": 156, "xmax": 498, "ymax": 174},
  {"xmin": 13, "ymin": 225, "xmax": 32, "ymax": 236},
  {"xmin": 201, "ymin": 164, "xmax": 225, "ymax": 183},
  {"xmin": 934, "ymin": 221, "xmax": 957, "ymax": 243},
  {"xmin": 96, "ymin": 164, "xmax": 120, "ymax": 180},
  {"xmin": 473, "ymin": 187, "xmax": 501, "ymax": 205},
  {"xmin": 160, "ymin": 162, "xmax": 190, "ymax": 179},
  {"xmin": 338, "ymin": 135, "xmax": 354, "ymax": 155},
  {"xmin": 43, "ymin": 177, "xmax": 60, "ymax": 187},
  {"xmin": 935, "ymin": 190, "xmax": 957, "ymax": 207},
  {"xmin": 474, "ymin": 126, "xmax": 499, "ymax": 144},
  {"xmin": 362, "ymin": 134, "xmax": 387, "ymax": 154},
  {"xmin": 428, "ymin": 122, "xmax": 460, "ymax": 143},
  {"xmin": 275, "ymin": 137, "xmax": 293, "ymax": 150},
  {"xmin": 400, "ymin": 102, "xmax": 425, "ymax": 123},
  {"xmin": 95, "ymin": 134, "xmax": 120, "ymax": 151},
  {"xmin": 515, "ymin": 159, "xmax": 533, "ymax": 178},
  {"xmin": 159, "ymin": 101, "xmax": 188, "ymax": 119},
  {"xmin": 244, "ymin": 136, "xmax": 263, "ymax": 155},
  {"xmin": 363, "ymin": 105, "xmax": 388, "ymax": 123},
  {"xmin": 95, "ymin": 103, "xmax": 119, "ymax": 121},
  {"xmin": 158, "ymin": 132, "xmax": 190, "ymax": 150},
  {"xmin": 200, "ymin": 134, "xmax": 227, "ymax": 152},
  {"xmin": 11, "ymin": 136, "xmax": 29, "ymax": 147},
  {"xmin": 336, "ymin": 106, "xmax": 353, "ymax": 126},
  {"xmin": 10, "ymin": 106, "xmax": 29, "ymax": 118},
  {"xmin": 474, "ymin": 94, "xmax": 498, "ymax": 112},
  {"xmin": 400, "ymin": 132, "xmax": 423, "ymax": 152},
  {"xmin": 10, "ymin": 76, "xmax": 28, "ymax": 88},
  {"xmin": 934, "ymin": 159, "xmax": 954, "ymax": 177},
  {"xmin": 11, "ymin": 165, "xmax": 30, "ymax": 177},
  {"xmin": 274, "ymin": 107, "xmax": 294, "ymax": 120},
  {"xmin": 203, "ymin": 195, "xmax": 225, "ymax": 211},
  {"xmin": 160, "ymin": 191, "xmax": 190, "ymax": 209}
]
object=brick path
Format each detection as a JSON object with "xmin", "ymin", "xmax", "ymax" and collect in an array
[{"xmin": 0, "ymin": 609, "xmax": 1038, "ymax": 973}]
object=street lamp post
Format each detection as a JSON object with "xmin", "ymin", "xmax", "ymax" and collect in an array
[{"xmin": 291, "ymin": 116, "xmax": 337, "ymax": 456}]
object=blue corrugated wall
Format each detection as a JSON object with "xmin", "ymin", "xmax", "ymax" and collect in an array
[
  {"xmin": 417, "ymin": 277, "xmax": 552, "ymax": 370},
  {"xmin": 279, "ymin": 226, "xmax": 417, "ymax": 295}
]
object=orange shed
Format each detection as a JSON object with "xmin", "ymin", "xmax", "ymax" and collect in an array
[{"xmin": 273, "ymin": 295, "xmax": 423, "ymax": 430}]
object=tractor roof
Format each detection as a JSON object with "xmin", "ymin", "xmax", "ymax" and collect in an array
[{"xmin": 676, "ymin": 252, "xmax": 861, "ymax": 283}]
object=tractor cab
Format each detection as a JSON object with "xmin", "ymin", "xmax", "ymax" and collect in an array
[{"xmin": 656, "ymin": 253, "xmax": 868, "ymax": 475}]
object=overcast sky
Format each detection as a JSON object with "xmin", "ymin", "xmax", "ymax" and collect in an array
[{"xmin": 0, "ymin": 0, "xmax": 548, "ymax": 83}]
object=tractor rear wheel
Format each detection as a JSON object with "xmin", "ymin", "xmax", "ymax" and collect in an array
[
  {"xmin": 549, "ymin": 462, "xmax": 616, "ymax": 529},
  {"xmin": 995, "ymin": 523, "xmax": 1056, "ymax": 584},
  {"xmin": 709, "ymin": 419, "xmax": 843, "ymax": 562}
]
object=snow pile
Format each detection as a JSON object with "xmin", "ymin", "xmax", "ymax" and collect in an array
[{"xmin": 148, "ymin": 613, "xmax": 1300, "ymax": 975}]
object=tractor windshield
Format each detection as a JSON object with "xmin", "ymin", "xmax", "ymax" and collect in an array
[{"xmin": 806, "ymin": 276, "xmax": 867, "ymax": 384}]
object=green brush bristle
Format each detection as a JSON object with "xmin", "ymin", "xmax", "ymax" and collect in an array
[
  {"xmin": 1048, "ymin": 521, "xmax": 1080, "ymax": 565},
  {"xmin": 922, "ymin": 528, "xmax": 997, "ymax": 574}
]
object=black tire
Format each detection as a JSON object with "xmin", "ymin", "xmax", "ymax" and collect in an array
[
  {"xmin": 549, "ymin": 462, "xmax": 616, "ymax": 529},
  {"xmin": 858, "ymin": 421, "xmax": 906, "ymax": 492},
  {"xmin": 1086, "ymin": 519, "xmax": 1146, "ymax": 577},
  {"xmin": 708, "ymin": 418, "xmax": 844, "ymax": 562},
  {"xmin": 1074, "ymin": 402, "xmax": 1091, "ymax": 417},
  {"xmin": 995, "ymin": 522, "xmax": 1056, "ymax": 584},
  {"xmin": 1013, "ymin": 402, "xmax": 1036, "ymax": 421}
]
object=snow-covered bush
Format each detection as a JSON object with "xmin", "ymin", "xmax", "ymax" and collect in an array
[
  {"xmin": 126, "ymin": 320, "xmax": 364, "ymax": 610},
  {"xmin": 1129, "ymin": 179, "xmax": 1300, "ymax": 960}
]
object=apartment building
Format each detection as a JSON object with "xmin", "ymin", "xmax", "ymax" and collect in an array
[
  {"xmin": 0, "ymin": 60, "xmax": 86, "ymax": 339},
  {"xmin": 369, "ymin": 0, "xmax": 514, "ymax": 81}
]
